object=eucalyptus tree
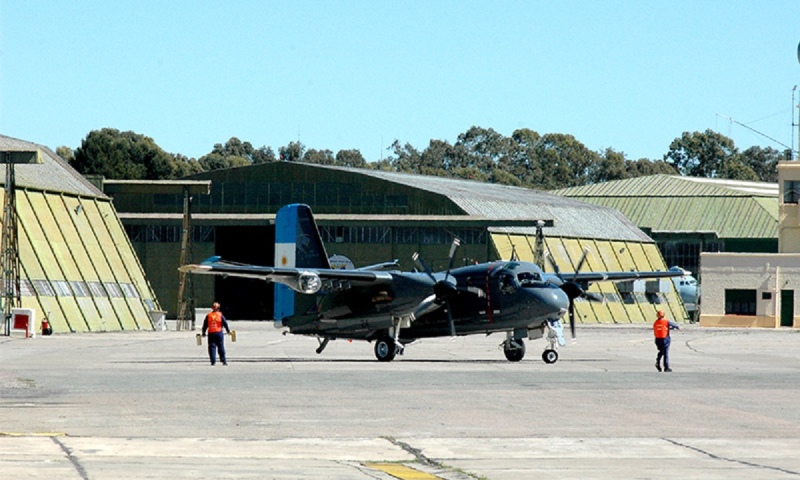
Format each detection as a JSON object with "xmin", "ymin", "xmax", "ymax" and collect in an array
[{"xmin": 72, "ymin": 128, "xmax": 174, "ymax": 180}]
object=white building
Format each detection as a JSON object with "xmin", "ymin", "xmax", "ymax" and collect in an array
[{"xmin": 699, "ymin": 162, "xmax": 800, "ymax": 328}]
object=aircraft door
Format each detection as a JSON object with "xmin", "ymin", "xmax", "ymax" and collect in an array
[
  {"xmin": 487, "ymin": 270, "xmax": 520, "ymax": 321},
  {"xmin": 463, "ymin": 276, "xmax": 491, "ymax": 323}
]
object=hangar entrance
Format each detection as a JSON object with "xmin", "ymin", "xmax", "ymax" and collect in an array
[{"xmin": 214, "ymin": 225, "xmax": 275, "ymax": 320}]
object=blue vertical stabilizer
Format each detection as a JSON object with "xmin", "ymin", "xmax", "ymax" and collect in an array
[{"xmin": 273, "ymin": 204, "xmax": 331, "ymax": 322}]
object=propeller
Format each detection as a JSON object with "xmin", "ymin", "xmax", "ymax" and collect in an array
[
  {"xmin": 413, "ymin": 238, "xmax": 461, "ymax": 336},
  {"xmin": 545, "ymin": 247, "xmax": 603, "ymax": 339}
]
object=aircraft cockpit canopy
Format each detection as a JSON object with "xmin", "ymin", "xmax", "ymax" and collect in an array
[
  {"xmin": 494, "ymin": 262, "xmax": 549, "ymax": 290},
  {"xmin": 517, "ymin": 271, "xmax": 544, "ymax": 286}
]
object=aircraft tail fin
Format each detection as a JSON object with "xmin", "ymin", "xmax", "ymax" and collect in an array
[{"xmin": 273, "ymin": 204, "xmax": 330, "ymax": 322}]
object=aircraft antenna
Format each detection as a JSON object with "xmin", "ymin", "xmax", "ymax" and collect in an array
[{"xmin": 716, "ymin": 113, "xmax": 794, "ymax": 154}]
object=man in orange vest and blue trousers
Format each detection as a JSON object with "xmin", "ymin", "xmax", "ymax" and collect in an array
[
  {"xmin": 202, "ymin": 302, "xmax": 231, "ymax": 366},
  {"xmin": 653, "ymin": 310, "xmax": 680, "ymax": 372}
]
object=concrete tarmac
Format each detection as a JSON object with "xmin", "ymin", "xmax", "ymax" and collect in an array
[{"xmin": 1, "ymin": 321, "xmax": 800, "ymax": 479}]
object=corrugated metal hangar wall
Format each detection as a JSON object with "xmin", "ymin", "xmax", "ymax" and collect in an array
[
  {"xmin": 2, "ymin": 135, "xmax": 160, "ymax": 333},
  {"xmin": 493, "ymin": 233, "xmax": 684, "ymax": 326}
]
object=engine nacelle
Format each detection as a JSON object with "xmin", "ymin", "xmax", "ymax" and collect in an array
[{"xmin": 279, "ymin": 271, "xmax": 322, "ymax": 294}]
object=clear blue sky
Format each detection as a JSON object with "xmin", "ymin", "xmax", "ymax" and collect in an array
[{"xmin": 2, "ymin": 1, "xmax": 800, "ymax": 164}]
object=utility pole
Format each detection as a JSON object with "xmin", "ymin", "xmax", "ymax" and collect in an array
[
  {"xmin": 170, "ymin": 181, "xmax": 211, "ymax": 330},
  {"xmin": 797, "ymin": 41, "xmax": 800, "ymax": 159},
  {"xmin": 534, "ymin": 220, "xmax": 545, "ymax": 270},
  {"xmin": 793, "ymin": 86, "xmax": 797, "ymax": 160},
  {"xmin": 176, "ymin": 185, "xmax": 195, "ymax": 330}
]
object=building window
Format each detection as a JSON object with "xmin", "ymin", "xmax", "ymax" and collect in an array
[
  {"xmin": 620, "ymin": 292, "xmax": 635, "ymax": 304},
  {"xmin": 104, "ymin": 282, "xmax": 124, "ymax": 298},
  {"xmin": 88, "ymin": 281, "xmax": 108, "ymax": 297},
  {"xmin": 120, "ymin": 283, "xmax": 140, "ymax": 298},
  {"xmin": 657, "ymin": 240, "xmax": 723, "ymax": 280},
  {"xmin": 646, "ymin": 292, "xmax": 666, "ymax": 304},
  {"xmin": 725, "ymin": 289, "xmax": 756, "ymax": 315},
  {"xmin": 125, "ymin": 225, "xmax": 215, "ymax": 243},
  {"xmin": 33, "ymin": 280, "xmax": 55, "ymax": 296},
  {"xmin": 784, "ymin": 180, "xmax": 800, "ymax": 204},
  {"xmin": 193, "ymin": 226, "xmax": 215, "ymax": 242},
  {"xmin": 70, "ymin": 281, "xmax": 91, "ymax": 297},
  {"xmin": 51, "ymin": 281, "xmax": 73, "ymax": 297},
  {"xmin": 20, "ymin": 280, "xmax": 35, "ymax": 297}
]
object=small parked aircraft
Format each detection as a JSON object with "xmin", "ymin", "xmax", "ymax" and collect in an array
[
  {"xmin": 670, "ymin": 266, "xmax": 700, "ymax": 315},
  {"xmin": 181, "ymin": 204, "xmax": 688, "ymax": 363}
]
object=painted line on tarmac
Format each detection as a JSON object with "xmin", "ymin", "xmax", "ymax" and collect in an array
[
  {"xmin": 0, "ymin": 431, "xmax": 66, "ymax": 437},
  {"xmin": 364, "ymin": 462, "xmax": 444, "ymax": 479}
]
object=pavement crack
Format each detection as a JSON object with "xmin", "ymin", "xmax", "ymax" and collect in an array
[
  {"xmin": 382, "ymin": 436, "xmax": 482, "ymax": 479},
  {"xmin": 52, "ymin": 436, "xmax": 90, "ymax": 480},
  {"xmin": 384, "ymin": 436, "xmax": 440, "ymax": 468},
  {"xmin": 665, "ymin": 438, "xmax": 800, "ymax": 476}
]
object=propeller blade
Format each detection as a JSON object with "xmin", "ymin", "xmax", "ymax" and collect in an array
[
  {"xmin": 545, "ymin": 250, "xmax": 561, "ymax": 278},
  {"xmin": 573, "ymin": 246, "xmax": 590, "ymax": 274},
  {"xmin": 569, "ymin": 300, "xmax": 576, "ymax": 339},
  {"xmin": 412, "ymin": 252, "xmax": 435, "ymax": 282},
  {"xmin": 446, "ymin": 304, "xmax": 456, "ymax": 337},
  {"xmin": 446, "ymin": 238, "xmax": 461, "ymax": 274},
  {"xmin": 583, "ymin": 291, "xmax": 605, "ymax": 303},
  {"xmin": 414, "ymin": 242, "xmax": 462, "ymax": 336}
]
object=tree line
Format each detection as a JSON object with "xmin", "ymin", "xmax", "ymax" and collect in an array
[{"xmin": 60, "ymin": 126, "xmax": 787, "ymax": 190}]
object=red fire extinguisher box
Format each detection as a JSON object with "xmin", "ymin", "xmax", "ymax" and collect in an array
[{"xmin": 12, "ymin": 308, "xmax": 35, "ymax": 338}]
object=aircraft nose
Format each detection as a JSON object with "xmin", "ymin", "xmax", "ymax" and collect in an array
[{"xmin": 529, "ymin": 286, "xmax": 570, "ymax": 317}]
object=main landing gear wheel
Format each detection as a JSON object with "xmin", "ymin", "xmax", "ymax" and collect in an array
[
  {"xmin": 374, "ymin": 337, "xmax": 398, "ymax": 362},
  {"xmin": 542, "ymin": 349, "xmax": 559, "ymax": 364},
  {"xmin": 503, "ymin": 338, "xmax": 526, "ymax": 362}
]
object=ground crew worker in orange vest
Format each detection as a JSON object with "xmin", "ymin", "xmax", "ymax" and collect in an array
[
  {"xmin": 653, "ymin": 310, "xmax": 680, "ymax": 372},
  {"xmin": 202, "ymin": 302, "xmax": 231, "ymax": 366}
]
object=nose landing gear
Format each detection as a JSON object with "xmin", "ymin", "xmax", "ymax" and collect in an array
[
  {"xmin": 541, "ymin": 348, "xmax": 559, "ymax": 364},
  {"xmin": 502, "ymin": 336, "xmax": 526, "ymax": 362}
]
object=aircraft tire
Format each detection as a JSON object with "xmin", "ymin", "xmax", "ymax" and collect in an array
[
  {"xmin": 503, "ymin": 339, "xmax": 525, "ymax": 362},
  {"xmin": 542, "ymin": 349, "xmax": 559, "ymax": 364},
  {"xmin": 374, "ymin": 337, "xmax": 397, "ymax": 362}
]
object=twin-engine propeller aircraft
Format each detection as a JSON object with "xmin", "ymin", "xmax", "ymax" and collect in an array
[{"xmin": 180, "ymin": 204, "xmax": 688, "ymax": 363}]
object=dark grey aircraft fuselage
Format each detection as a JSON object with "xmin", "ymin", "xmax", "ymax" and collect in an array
[{"xmin": 285, "ymin": 261, "xmax": 570, "ymax": 342}]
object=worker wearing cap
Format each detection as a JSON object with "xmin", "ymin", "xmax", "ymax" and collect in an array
[
  {"xmin": 653, "ymin": 310, "xmax": 680, "ymax": 372},
  {"xmin": 202, "ymin": 302, "xmax": 231, "ymax": 366}
]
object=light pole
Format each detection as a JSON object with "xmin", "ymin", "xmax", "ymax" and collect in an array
[{"xmin": 797, "ymin": 41, "xmax": 800, "ymax": 159}]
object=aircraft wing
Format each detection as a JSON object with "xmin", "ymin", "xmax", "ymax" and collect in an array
[
  {"xmin": 180, "ymin": 256, "xmax": 393, "ymax": 293},
  {"xmin": 558, "ymin": 269, "xmax": 689, "ymax": 284}
]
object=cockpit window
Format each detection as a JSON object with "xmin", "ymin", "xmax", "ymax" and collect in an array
[
  {"xmin": 499, "ymin": 273, "xmax": 517, "ymax": 294},
  {"xmin": 517, "ymin": 271, "xmax": 542, "ymax": 286}
]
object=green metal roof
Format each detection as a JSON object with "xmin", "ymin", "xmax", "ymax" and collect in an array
[
  {"xmin": 340, "ymin": 167, "xmax": 657, "ymax": 241},
  {"xmin": 553, "ymin": 175, "xmax": 778, "ymax": 239},
  {"xmin": 0, "ymin": 134, "xmax": 105, "ymax": 197},
  {"xmin": 183, "ymin": 162, "xmax": 655, "ymax": 242}
]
